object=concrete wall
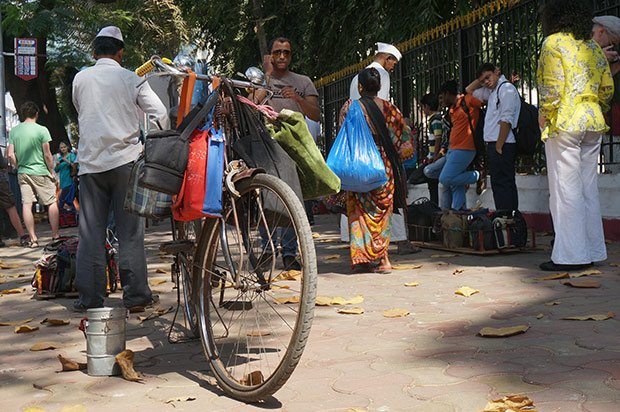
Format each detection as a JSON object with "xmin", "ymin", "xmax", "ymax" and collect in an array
[{"xmin": 408, "ymin": 174, "xmax": 620, "ymax": 239}]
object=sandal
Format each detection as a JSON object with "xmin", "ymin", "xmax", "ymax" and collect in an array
[
  {"xmin": 373, "ymin": 265, "xmax": 392, "ymax": 274},
  {"xmin": 20, "ymin": 235, "xmax": 31, "ymax": 247},
  {"xmin": 29, "ymin": 240, "xmax": 40, "ymax": 249}
]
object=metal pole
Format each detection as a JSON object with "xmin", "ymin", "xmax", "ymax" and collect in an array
[{"xmin": 0, "ymin": 9, "xmax": 7, "ymax": 146}]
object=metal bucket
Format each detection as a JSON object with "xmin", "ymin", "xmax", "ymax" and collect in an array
[{"xmin": 84, "ymin": 307, "xmax": 127, "ymax": 376}]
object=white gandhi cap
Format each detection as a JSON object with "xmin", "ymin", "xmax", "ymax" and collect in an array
[
  {"xmin": 96, "ymin": 26, "xmax": 124, "ymax": 43},
  {"xmin": 376, "ymin": 42, "xmax": 402, "ymax": 61}
]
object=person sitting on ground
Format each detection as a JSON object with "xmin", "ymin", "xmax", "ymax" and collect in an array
[
  {"xmin": 339, "ymin": 68, "xmax": 414, "ymax": 274},
  {"xmin": 7, "ymin": 101, "xmax": 60, "ymax": 248}
]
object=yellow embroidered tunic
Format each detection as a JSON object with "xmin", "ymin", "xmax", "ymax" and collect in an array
[{"xmin": 537, "ymin": 32, "xmax": 614, "ymax": 140}]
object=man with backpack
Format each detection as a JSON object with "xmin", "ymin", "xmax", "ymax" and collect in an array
[{"xmin": 467, "ymin": 63, "xmax": 521, "ymax": 211}]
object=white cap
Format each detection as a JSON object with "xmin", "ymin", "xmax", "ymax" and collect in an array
[
  {"xmin": 593, "ymin": 16, "xmax": 620, "ymax": 41},
  {"xmin": 376, "ymin": 42, "xmax": 402, "ymax": 61},
  {"xmin": 96, "ymin": 26, "xmax": 124, "ymax": 43}
]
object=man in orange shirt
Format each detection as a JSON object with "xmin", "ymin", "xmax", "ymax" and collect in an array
[{"xmin": 438, "ymin": 80, "xmax": 482, "ymax": 210}]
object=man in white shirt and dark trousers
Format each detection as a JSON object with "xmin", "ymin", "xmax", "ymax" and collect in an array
[
  {"xmin": 467, "ymin": 63, "xmax": 521, "ymax": 211},
  {"xmin": 71, "ymin": 27, "xmax": 169, "ymax": 312}
]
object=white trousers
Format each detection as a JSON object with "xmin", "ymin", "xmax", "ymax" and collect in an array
[
  {"xmin": 340, "ymin": 209, "xmax": 407, "ymax": 242},
  {"xmin": 545, "ymin": 130, "xmax": 607, "ymax": 264}
]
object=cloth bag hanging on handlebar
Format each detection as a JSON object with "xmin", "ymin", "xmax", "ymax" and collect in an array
[{"xmin": 139, "ymin": 87, "xmax": 220, "ymax": 195}]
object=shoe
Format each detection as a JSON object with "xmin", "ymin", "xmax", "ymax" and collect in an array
[
  {"xmin": 476, "ymin": 176, "xmax": 487, "ymax": 195},
  {"xmin": 71, "ymin": 301, "xmax": 100, "ymax": 313},
  {"xmin": 127, "ymin": 295, "xmax": 160, "ymax": 311},
  {"xmin": 397, "ymin": 241, "xmax": 421, "ymax": 255},
  {"xmin": 282, "ymin": 255, "xmax": 302, "ymax": 271},
  {"xmin": 539, "ymin": 261, "xmax": 593, "ymax": 272},
  {"xmin": 20, "ymin": 235, "xmax": 31, "ymax": 247}
]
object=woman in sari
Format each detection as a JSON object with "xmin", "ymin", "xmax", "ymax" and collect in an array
[{"xmin": 338, "ymin": 68, "xmax": 414, "ymax": 273}]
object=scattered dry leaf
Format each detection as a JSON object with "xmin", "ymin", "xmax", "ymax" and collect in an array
[
  {"xmin": 535, "ymin": 273, "xmax": 569, "ymax": 281},
  {"xmin": 404, "ymin": 281, "xmax": 420, "ymax": 287},
  {"xmin": 0, "ymin": 262, "xmax": 21, "ymax": 269},
  {"xmin": 455, "ymin": 286, "xmax": 479, "ymax": 297},
  {"xmin": 452, "ymin": 269, "xmax": 464, "ymax": 275},
  {"xmin": 0, "ymin": 317, "xmax": 33, "ymax": 326},
  {"xmin": 115, "ymin": 350, "xmax": 143, "ymax": 382},
  {"xmin": 137, "ymin": 306, "xmax": 173, "ymax": 322},
  {"xmin": 383, "ymin": 309, "xmax": 410, "ymax": 318},
  {"xmin": 545, "ymin": 300, "xmax": 561, "ymax": 306},
  {"xmin": 562, "ymin": 279, "xmax": 601, "ymax": 288},
  {"xmin": 41, "ymin": 318, "xmax": 70, "ymax": 326},
  {"xmin": 337, "ymin": 307, "xmax": 365, "ymax": 315},
  {"xmin": 479, "ymin": 394, "xmax": 536, "ymax": 412},
  {"xmin": 23, "ymin": 408, "xmax": 46, "ymax": 412},
  {"xmin": 346, "ymin": 409, "xmax": 368, "ymax": 412},
  {"xmin": 240, "ymin": 370, "xmax": 264, "ymax": 386},
  {"xmin": 315, "ymin": 296, "xmax": 333, "ymax": 306},
  {"xmin": 535, "ymin": 313, "xmax": 544, "ymax": 319},
  {"xmin": 148, "ymin": 279, "xmax": 167, "ymax": 286},
  {"xmin": 1, "ymin": 288, "xmax": 25, "ymax": 295},
  {"xmin": 155, "ymin": 268, "xmax": 168, "ymax": 274},
  {"xmin": 30, "ymin": 342, "xmax": 62, "ymax": 351},
  {"xmin": 392, "ymin": 263, "xmax": 423, "ymax": 270},
  {"xmin": 569, "ymin": 269, "xmax": 602, "ymax": 278},
  {"xmin": 247, "ymin": 330, "xmax": 271, "ymax": 337},
  {"xmin": 273, "ymin": 270, "xmax": 302, "ymax": 281},
  {"xmin": 15, "ymin": 325, "xmax": 39, "ymax": 333},
  {"xmin": 274, "ymin": 295, "xmax": 300, "ymax": 304},
  {"xmin": 431, "ymin": 254, "xmax": 457, "ymax": 258},
  {"xmin": 312, "ymin": 232, "xmax": 320, "ymax": 239},
  {"xmin": 271, "ymin": 284, "xmax": 290, "ymax": 289},
  {"xmin": 316, "ymin": 295, "xmax": 364, "ymax": 306},
  {"xmin": 58, "ymin": 354, "xmax": 87, "ymax": 371},
  {"xmin": 478, "ymin": 325, "xmax": 529, "ymax": 338},
  {"xmin": 608, "ymin": 262, "xmax": 620, "ymax": 267},
  {"xmin": 325, "ymin": 254, "xmax": 340, "ymax": 261},
  {"xmin": 60, "ymin": 405, "xmax": 87, "ymax": 412},
  {"xmin": 562, "ymin": 312, "xmax": 615, "ymax": 321},
  {"xmin": 165, "ymin": 396, "xmax": 196, "ymax": 404},
  {"xmin": 343, "ymin": 295, "xmax": 364, "ymax": 305}
]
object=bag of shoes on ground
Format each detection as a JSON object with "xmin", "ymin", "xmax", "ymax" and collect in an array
[
  {"xmin": 468, "ymin": 213, "xmax": 496, "ymax": 251},
  {"xmin": 125, "ymin": 156, "xmax": 173, "ymax": 219},
  {"xmin": 55, "ymin": 237, "xmax": 79, "ymax": 293},
  {"xmin": 59, "ymin": 209, "xmax": 78, "ymax": 228},
  {"xmin": 492, "ymin": 209, "xmax": 528, "ymax": 248},
  {"xmin": 441, "ymin": 209, "xmax": 465, "ymax": 249},
  {"xmin": 407, "ymin": 197, "xmax": 441, "ymax": 241}
]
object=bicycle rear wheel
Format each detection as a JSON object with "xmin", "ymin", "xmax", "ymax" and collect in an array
[{"xmin": 194, "ymin": 173, "xmax": 317, "ymax": 401}]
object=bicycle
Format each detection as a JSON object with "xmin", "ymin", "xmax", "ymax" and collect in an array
[{"xmin": 139, "ymin": 56, "xmax": 318, "ymax": 401}]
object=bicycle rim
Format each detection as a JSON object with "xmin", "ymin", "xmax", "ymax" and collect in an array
[{"xmin": 194, "ymin": 173, "xmax": 317, "ymax": 401}]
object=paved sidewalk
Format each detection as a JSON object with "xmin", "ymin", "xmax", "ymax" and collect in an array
[{"xmin": 0, "ymin": 214, "xmax": 619, "ymax": 411}]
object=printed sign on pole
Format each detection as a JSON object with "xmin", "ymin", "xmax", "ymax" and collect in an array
[{"xmin": 14, "ymin": 38, "xmax": 37, "ymax": 81}]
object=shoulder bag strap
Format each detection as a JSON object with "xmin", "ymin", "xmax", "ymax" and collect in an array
[
  {"xmin": 460, "ymin": 96, "xmax": 475, "ymax": 134},
  {"xmin": 178, "ymin": 88, "xmax": 220, "ymax": 142}
]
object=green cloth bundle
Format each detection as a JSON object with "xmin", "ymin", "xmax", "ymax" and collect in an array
[{"xmin": 269, "ymin": 110, "xmax": 341, "ymax": 199}]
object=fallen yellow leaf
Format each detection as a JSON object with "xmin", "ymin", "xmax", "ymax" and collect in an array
[
  {"xmin": 115, "ymin": 350, "xmax": 143, "ymax": 382},
  {"xmin": 0, "ymin": 288, "xmax": 25, "ymax": 295},
  {"xmin": 0, "ymin": 262, "xmax": 21, "ymax": 269},
  {"xmin": 452, "ymin": 269, "xmax": 464, "ymax": 275},
  {"xmin": 569, "ymin": 269, "xmax": 602, "ymax": 278},
  {"xmin": 478, "ymin": 325, "xmax": 529, "ymax": 338},
  {"xmin": 31, "ymin": 342, "xmax": 63, "ymax": 351},
  {"xmin": 562, "ymin": 312, "xmax": 615, "ymax": 321},
  {"xmin": 609, "ymin": 262, "xmax": 620, "ymax": 267},
  {"xmin": 155, "ymin": 268, "xmax": 168, "ymax": 274},
  {"xmin": 480, "ymin": 394, "xmax": 536, "ymax": 412},
  {"xmin": 455, "ymin": 286, "xmax": 479, "ymax": 297},
  {"xmin": 137, "ymin": 306, "xmax": 173, "ymax": 322},
  {"xmin": 272, "ymin": 284, "xmax": 290, "ymax": 289},
  {"xmin": 0, "ymin": 317, "xmax": 33, "ymax": 326},
  {"xmin": 392, "ymin": 263, "xmax": 423, "ymax": 270},
  {"xmin": 273, "ymin": 270, "xmax": 302, "ymax": 281},
  {"xmin": 165, "ymin": 396, "xmax": 197, "ymax": 404},
  {"xmin": 149, "ymin": 279, "xmax": 167, "ymax": 286},
  {"xmin": 23, "ymin": 408, "xmax": 46, "ymax": 412},
  {"xmin": 337, "ymin": 307, "xmax": 365, "ymax": 315},
  {"xmin": 536, "ymin": 313, "xmax": 544, "ymax": 319},
  {"xmin": 41, "ymin": 318, "xmax": 70, "ymax": 326},
  {"xmin": 544, "ymin": 300, "xmax": 561, "ymax": 306},
  {"xmin": 343, "ymin": 295, "xmax": 364, "ymax": 305},
  {"xmin": 404, "ymin": 281, "xmax": 420, "ymax": 287},
  {"xmin": 240, "ymin": 370, "xmax": 264, "ymax": 386},
  {"xmin": 15, "ymin": 325, "xmax": 39, "ymax": 333},
  {"xmin": 60, "ymin": 405, "xmax": 87, "ymax": 412},
  {"xmin": 312, "ymin": 232, "xmax": 320, "ymax": 239},
  {"xmin": 315, "ymin": 296, "xmax": 333, "ymax": 306},
  {"xmin": 535, "ymin": 273, "xmax": 569, "ymax": 281},
  {"xmin": 274, "ymin": 295, "xmax": 300, "ymax": 304},
  {"xmin": 325, "ymin": 254, "xmax": 340, "ymax": 261},
  {"xmin": 562, "ymin": 279, "xmax": 601, "ymax": 288},
  {"xmin": 247, "ymin": 330, "xmax": 271, "ymax": 337},
  {"xmin": 58, "ymin": 354, "xmax": 87, "ymax": 371},
  {"xmin": 316, "ymin": 295, "xmax": 364, "ymax": 306},
  {"xmin": 383, "ymin": 309, "xmax": 410, "ymax": 318},
  {"xmin": 431, "ymin": 254, "xmax": 457, "ymax": 258}
]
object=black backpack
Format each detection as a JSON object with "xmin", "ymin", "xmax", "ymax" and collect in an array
[{"xmin": 496, "ymin": 82, "xmax": 541, "ymax": 156}]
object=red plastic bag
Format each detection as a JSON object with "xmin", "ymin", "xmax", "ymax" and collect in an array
[{"xmin": 172, "ymin": 129, "xmax": 209, "ymax": 221}]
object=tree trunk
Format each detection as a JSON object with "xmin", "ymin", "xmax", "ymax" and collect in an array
[
  {"xmin": 251, "ymin": 0, "xmax": 268, "ymax": 57},
  {"xmin": 3, "ymin": 34, "xmax": 68, "ymax": 153}
]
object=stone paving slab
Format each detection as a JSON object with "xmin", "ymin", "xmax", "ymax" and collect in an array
[{"xmin": 1, "ymin": 214, "xmax": 620, "ymax": 411}]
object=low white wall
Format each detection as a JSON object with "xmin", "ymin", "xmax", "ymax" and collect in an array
[{"xmin": 407, "ymin": 174, "xmax": 620, "ymax": 219}]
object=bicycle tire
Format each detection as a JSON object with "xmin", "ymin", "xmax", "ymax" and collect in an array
[
  {"xmin": 193, "ymin": 173, "xmax": 317, "ymax": 402},
  {"xmin": 176, "ymin": 219, "xmax": 203, "ymax": 337}
]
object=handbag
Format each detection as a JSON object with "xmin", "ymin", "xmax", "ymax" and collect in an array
[
  {"xmin": 270, "ymin": 109, "xmax": 341, "ymax": 200},
  {"xmin": 140, "ymin": 90, "xmax": 220, "ymax": 195},
  {"xmin": 125, "ymin": 156, "xmax": 173, "ymax": 219},
  {"xmin": 326, "ymin": 100, "xmax": 387, "ymax": 192}
]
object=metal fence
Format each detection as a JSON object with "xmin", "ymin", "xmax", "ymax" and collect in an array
[{"xmin": 317, "ymin": 0, "xmax": 620, "ymax": 174}]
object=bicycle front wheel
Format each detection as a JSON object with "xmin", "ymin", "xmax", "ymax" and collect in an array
[{"xmin": 194, "ymin": 173, "xmax": 317, "ymax": 401}]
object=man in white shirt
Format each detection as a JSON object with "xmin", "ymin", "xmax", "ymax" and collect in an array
[
  {"xmin": 72, "ymin": 26, "xmax": 169, "ymax": 312},
  {"xmin": 467, "ymin": 63, "xmax": 521, "ymax": 211}
]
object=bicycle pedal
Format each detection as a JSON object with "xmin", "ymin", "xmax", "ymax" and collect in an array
[
  {"xmin": 160, "ymin": 240, "xmax": 194, "ymax": 254},
  {"xmin": 221, "ymin": 300, "xmax": 253, "ymax": 311}
]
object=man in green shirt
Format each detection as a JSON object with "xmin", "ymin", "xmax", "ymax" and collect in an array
[{"xmin": 7, "ymin": 101, "xmax": 60, "ymax": 247}]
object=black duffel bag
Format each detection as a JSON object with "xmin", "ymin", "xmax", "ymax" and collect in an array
[
  {"xmin": 139, "ymin": 90, "xmax": 220, "ymax": 195},
  {"xmin": 407, "ymin": 197, "xmax": 441, "ymax": 242}
]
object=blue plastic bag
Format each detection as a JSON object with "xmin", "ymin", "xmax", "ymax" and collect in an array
[{"xmin": 326, "ymin": 100, "xmax": 387, "ymax": 192}]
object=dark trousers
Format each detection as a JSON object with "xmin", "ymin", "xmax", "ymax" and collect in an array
[
  {"xmin": 486, "ymin": 142, "xmax": 518, "ymax": 210},
  {"xmin": 75, "ymin": 163, "xmax": 151, "ymax": 308}
]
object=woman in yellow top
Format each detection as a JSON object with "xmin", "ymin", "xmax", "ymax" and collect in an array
[{"xmin": 537, "ymin": 0, "xmax": 614, "ymax": 272}]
